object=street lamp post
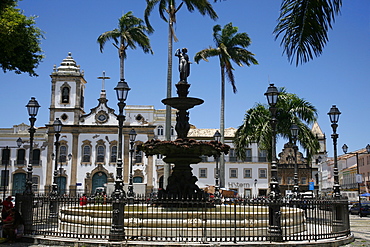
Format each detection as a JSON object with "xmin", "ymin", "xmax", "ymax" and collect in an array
[
  {"xmin": 213, "ymin": 130, "xmax": 221, "ymax": 201},
  {"xmin": 51, "ymin": 118, "xmax": 63, "ymax": 196},
  {"xmin": 342, "ymin": 143, "xmax": 370, "ymax": 217},
  {"xmin": 110, "ymin": 79, "xmax": 130, "ymax": 241},
  {"xmin": 1, "ymin": 138, "xmax": 23, "ymax": 201},
  {"xmin": 24, "ymin": 97, "xmax": 40, "ymax": 195},
  {"xmin": 328, "ymin": 105, "xmax": 341, "ymax": 198},
  {"xmin": 264, "ymin": 84, "xmax": 282, "ymax": 241},
  {"xmin": 290, "ymin": 124, "xmax": 300, "ymax": 197},
  {"xmin": 127, "ymin": 128, "xmax": 137, "ymax": 200},
  {"xmin": 23, "ymin": 97, "xmax": 40, "ymax": 234},
  {"xmin": 49, "ymin": 118, "xmax": 62, "ymax": 219}
]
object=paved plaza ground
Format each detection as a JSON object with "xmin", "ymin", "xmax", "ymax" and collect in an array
[{"xmin": 0, "ymin": 214, "xmax": 369, "ymax": 247}]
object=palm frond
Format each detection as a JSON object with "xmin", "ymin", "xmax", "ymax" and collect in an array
[{"xmin": 274, "ymin": 0, "xmax": 342, "ymax": 66}]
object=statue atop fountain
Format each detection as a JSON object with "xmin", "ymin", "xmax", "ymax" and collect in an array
[{"xmin": 138, "ymin": 48, "xmax": 229, "ymax": 201}]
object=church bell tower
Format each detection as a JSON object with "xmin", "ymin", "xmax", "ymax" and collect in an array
[{"xmin": 49, "ymin": 52, "xmax": 87, "ymax": 125}]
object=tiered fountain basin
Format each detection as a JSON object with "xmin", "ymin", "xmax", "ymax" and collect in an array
[{"xmin": 59, "ymin": 204, "xmax": 306, "ymax": 237}]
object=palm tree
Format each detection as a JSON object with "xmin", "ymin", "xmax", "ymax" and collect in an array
[
  {"xmin": 194, "ymin": 23, "xmax": 258, "ymax": 187},
  {"xmin": 144, "ymin": 0, "xmax": 218, "ymax": 140},
  {"xmin": 233, "ymin": 88, "xmax": 320, "ymax": 163},
  {"xmin": 273, "ymin": 0, "xmax": 342, "ymax": 66},
  {"xmin": 97, "ymin": 11, "xmax": 153, "ymax": 81}
]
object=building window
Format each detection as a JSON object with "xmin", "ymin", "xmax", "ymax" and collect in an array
[
  {"xmin": 157, "ymin": 154, "xmax": 163, "ymax": 159},
  {"xmin": 199, "ymin": 168, "xmax": 207, "ymax": 178},
  {"xmin": 61, "ymin": 87, "xmax": 70, "ymax": 103},
  {"xmin": 135, "ymin": 150, "xmax": 142, "ymax": 163},
  {"xmin": 171, "ymin": 126, "xmax": 175, "ymax": 136},
  {"xmin": 230, "ymin": 168, "xmax": 238, "ymax": 178},
  {"xmin": 32, "ymin": 149, "xmax": 41, "ymax": 165},
  {"xmin": 16, "ymin": 149, "xmax": 26, "ymax": 165},
  {"xmin": 244, "ymin": 189, "xmax": 252, "ymax": 197},
  {"xmin": 157, "ymin": 126, "xmax": 164, "ymax": 136},
  {"xmin": 59, "ymin": 145, "xmax": 67, "ymax": 163},
  {"xmin": 258, "ymin": 149, "xmax": 267, "ymax": 162},
  {"xmin": 97, "ymin": 145, "xmax": 105, "ymax": 162},
  {"xmin": 229, "ymin": 149, "xmax": 237, "ymax": 162},
  {"xmin": 82, "ymin": 145, "xmax": 91, "ymax": 162},
  {"xmin": 244, "ymin": 168, "xmax": 252, "ymax": 178},
  {"xmin": 133, "ymin": 177, "xmax": 143, "ymax": 183},
  {"xmin": 1, "ymin": 148, "xmax": 10, "ymax": 165},
  {"xmin": 287, "ymin": 177, "xmax": 294, "ymax": 185},
  {"xmin": 245, "ymin": 149, "xmax": 252, "ymax": 162},
  {"xmin": 301, "ymin": 177, "xmax": 307, "ymax": 185},
  {"xmin": 80, "ymin": 88, "xmax": 84, "ymax": 107},
  {"xmin": 258, "ymin": 168, "xmax": 267, "ymax": 178},
  {"xmin": 110, "ymin": 146, "xmax": 117, "ymax": 163}
]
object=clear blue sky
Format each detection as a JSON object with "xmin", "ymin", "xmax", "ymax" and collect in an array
[{"xmin": 1, "ymin": 0, "xmax": 369, "ymax": 156}]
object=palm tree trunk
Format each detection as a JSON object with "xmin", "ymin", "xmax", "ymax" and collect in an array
[
  {"xmin": 120, "ymin": 56, "xmax": 124, "ymax": 81},
  {"xmin": 120, "ymin": 38, "xmax": 125, "ymax": 81},
  {"xmin": 219, "ymin": 67, "xmax": 225, "ymax": 188},
  {"xmin": 163, "ymin": 11, "xmax": 174, "ymax": 190}
]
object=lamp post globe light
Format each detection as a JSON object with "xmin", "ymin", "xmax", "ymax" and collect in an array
[
  {"xmin": 110, "ymin": 79, "xmax": 130, "ymax": 241},
  {"xmin": 127, "ymin": 128, "xmax": 137, "ymax": 199},
  {"xmin": 328, "ymin": 105, "xmax": 341, "ymax": 198},
  {"xmin": 290, "ymin": 124, "xmax": 300, "ymax": 197},
  {"xmin": 24, "ymin": 97, "xmax": 40, "ymax": 195},
  {"xmin": 264, "ymin": 84, "xmax": 282, "ymax": 241},
  {"xmin": 342, "ymin": 143, "xmax": 370, "ymax": 217},
  {"xmin": 213, "ymin": 130, "xmax": 221, "ymax": 201}
]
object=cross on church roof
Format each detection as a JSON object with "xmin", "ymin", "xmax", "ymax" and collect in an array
[{"xmin": 97, "ymin": 71, "xmax": 110, "ymax": 91}]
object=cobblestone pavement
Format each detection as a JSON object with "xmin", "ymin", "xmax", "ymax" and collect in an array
[
  {"xmin": 342, "ymin": 214, "xmax": 370, "ymax": 247},
  {"xmin": 0, "ymin": 215, "xmax": 369, "ymax": 246}
]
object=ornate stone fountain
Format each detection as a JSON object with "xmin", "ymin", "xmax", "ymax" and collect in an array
[{"xmin": 138, "ymin": 48, "xmax": 230, "ymax": 200}]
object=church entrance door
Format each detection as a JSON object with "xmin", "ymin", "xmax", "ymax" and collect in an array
[{"xmin": 92, "ymin": 172, "xmax": 107, "ymax": 194}]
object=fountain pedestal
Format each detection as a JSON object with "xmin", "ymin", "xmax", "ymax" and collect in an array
[{"xmin": 139, "ymin": 82, "xmax": 229, "ymax": 201}]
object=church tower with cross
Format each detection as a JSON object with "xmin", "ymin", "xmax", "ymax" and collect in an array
[{"xmin": 44, "ymin": 53, "xmax": 159, "ymax": 195}]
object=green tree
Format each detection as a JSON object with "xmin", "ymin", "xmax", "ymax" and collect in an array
[
  {"xmin": 144, "ymin": 0, "xmax": 218, "ymax": 140},
  {"xmin": 194, "ymin": 22, "xmax": 258, "ymax": 187},
  {"xmin": 0, "ymin": 0, "xmax": 44, "ymax": 76},
  {"xmin": 233, "ymin": 88, "xmax": 320, "ymax": 163},
  {"xmin": 275, "ymin": 0, "xmax": 342, "ymax": 65},
  {"xmin": 98, "ymin": 11, "xmax": 153, "ymax": 81}
]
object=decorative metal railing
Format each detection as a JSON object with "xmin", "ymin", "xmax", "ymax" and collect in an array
[{"xmin": 15, "ymin": 194, "xmax": 350, "ymax": 243}]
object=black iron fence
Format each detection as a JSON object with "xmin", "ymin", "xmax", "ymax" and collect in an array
[{"xmin": 15, "ymin": 194, "xmax": 350, "ymax": 243}]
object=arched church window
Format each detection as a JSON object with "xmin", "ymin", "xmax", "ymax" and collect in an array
[
  {"xmin": 59, "ymin": 145, "xmax": 67, "ymax": 162},
  {"xmin": 133, "ymin": 177, "xmax": 143, "ymax": 183},
  {"xmin": 110, "ymin": 146, "xmax": 117, "ymax": 163},
  {"xmin": 135, "ymin": 150, "xmax": 142, "ymax": 163},
  {"xmin": 157, "ymin": 126, "xmax": 164, "ymax": 136},
  {"xmin": 97, "ymin": 145, "xmax": 105, "ymax": 162},
  {"xmin": 32, "ymin": 149, "xmax": 41, "ymax": 165},
  {"xmin": 82, "ymin": 145, "xmax": 91, "ymax": 162},
  {"xmin": 16, "ymin": 149, "xmax": 26, "ymax": 165},
  {"xmin": 62, "ymin": 87, "xmax": 70, "ymax": 103}
]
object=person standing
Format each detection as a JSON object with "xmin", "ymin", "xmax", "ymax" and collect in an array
[{"xmin": 2, "ymin": 196, "xmax": 13, "ymax": 219}]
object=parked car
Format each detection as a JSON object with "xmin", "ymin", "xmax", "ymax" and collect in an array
[{"xmin": 349, "ymin": 202, "xmax": 370, "ymax": 216}]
